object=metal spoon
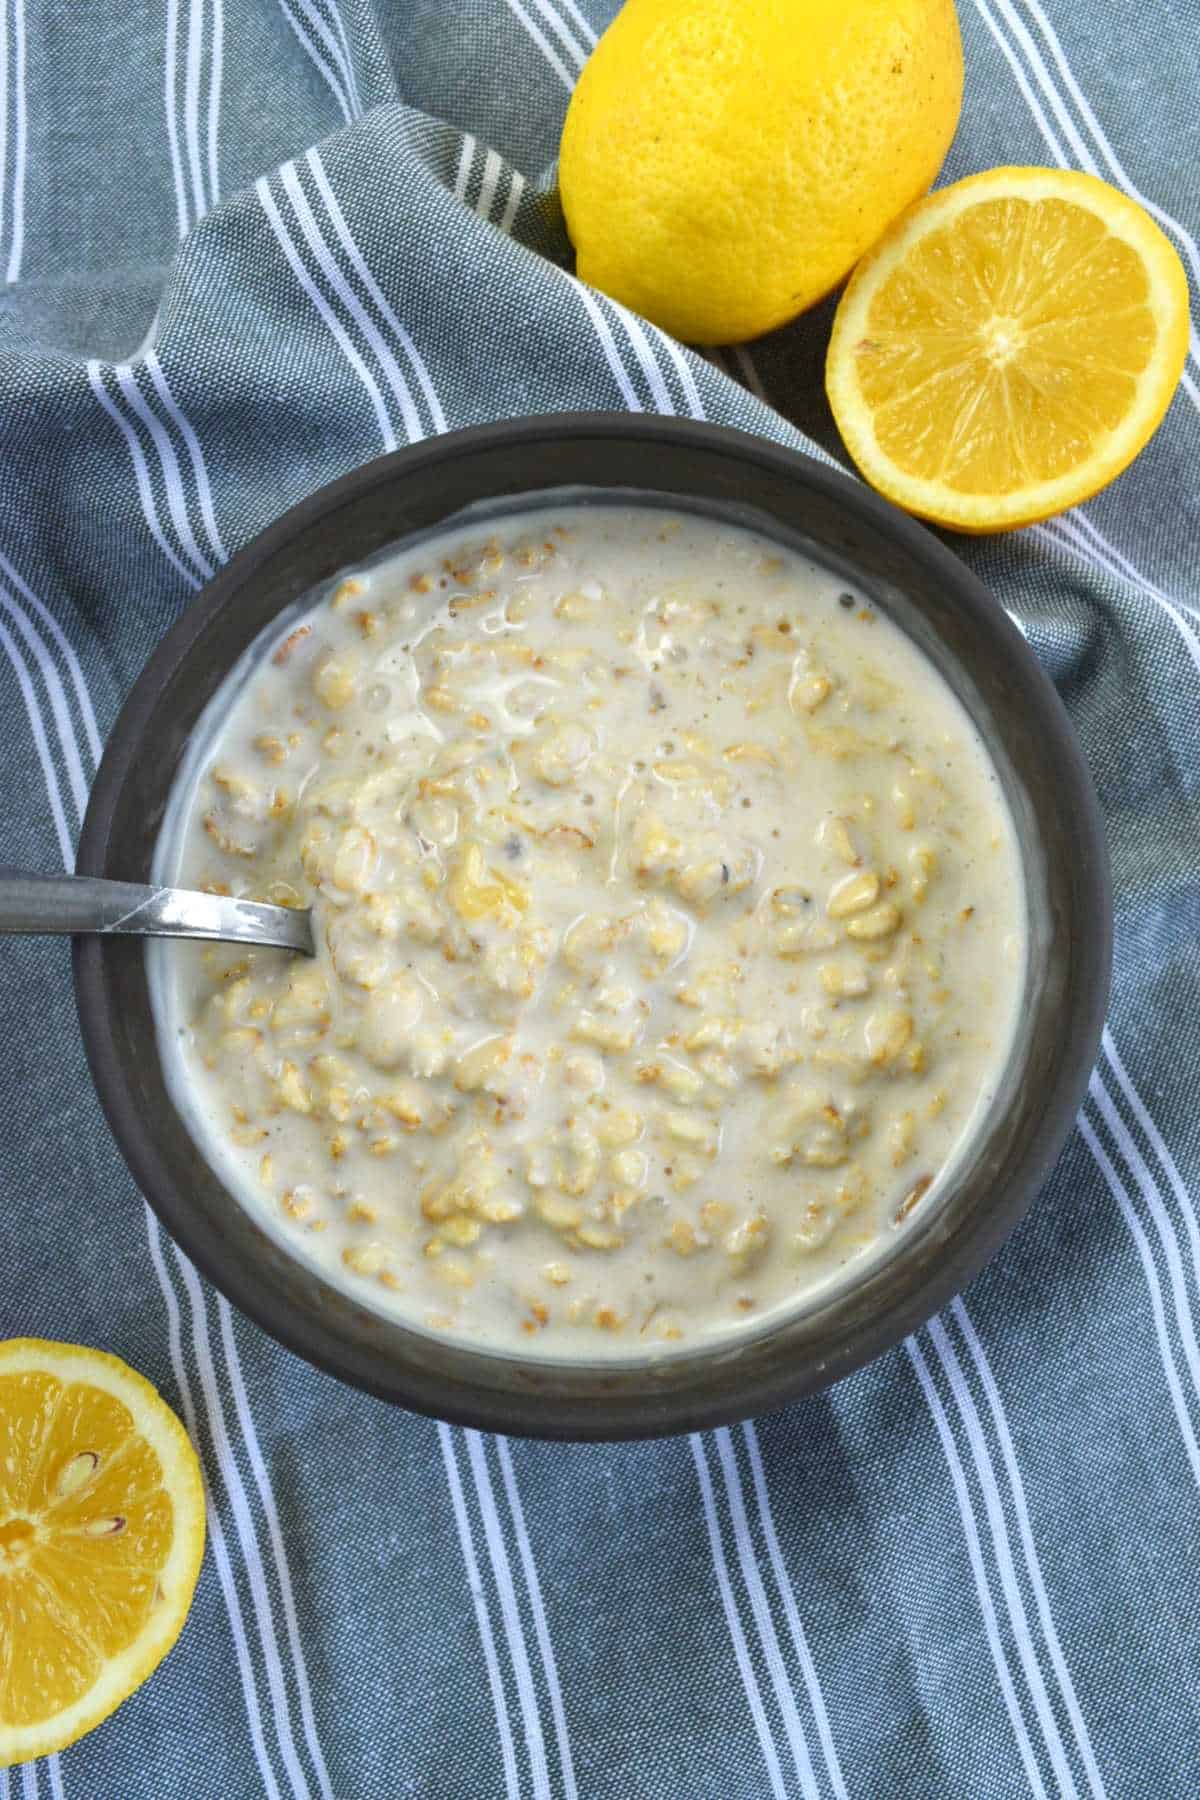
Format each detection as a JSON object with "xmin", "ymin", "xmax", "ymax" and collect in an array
[{"xmin": 0, "ymin": 870, "xmax": 315, "ymax": 955}]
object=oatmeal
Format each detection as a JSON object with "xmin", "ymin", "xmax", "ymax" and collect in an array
[{"xmin": 153, "ymin": 504, "xmax": 1026, "ymax": 1356}]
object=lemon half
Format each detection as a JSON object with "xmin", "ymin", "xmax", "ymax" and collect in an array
[
  {"xmin": 0, "ymin": 1339, "xmax": 206, "ymax": 1766},
  {"xmin": 826, "ymin": 166, "xmax": 1190, "ymax": 531}
]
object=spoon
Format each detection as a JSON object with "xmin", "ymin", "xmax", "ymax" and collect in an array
[{"xmin": 0, "ymin": 870, "xmax": 315, "ymax": 955}]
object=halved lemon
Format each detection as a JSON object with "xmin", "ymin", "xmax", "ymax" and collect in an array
[
  {"xmin": 0, "ymin": 1339, "xmax": 205, "ymax": 1766},
  {"xmin": 826, "ymin": 166, "xmax": 1190, "ymax": 532}
]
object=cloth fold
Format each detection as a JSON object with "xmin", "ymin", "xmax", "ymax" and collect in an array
[{"xmin": 1, "ymin": 3, "xmax": 1197, "ymax": 1796}]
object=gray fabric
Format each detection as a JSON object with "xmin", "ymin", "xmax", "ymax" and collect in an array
[{"xmin": 1, "ymin": 2, "xmax": 1198, "ymax": 1796}]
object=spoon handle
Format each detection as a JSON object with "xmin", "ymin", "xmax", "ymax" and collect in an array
[{"xmin": 0, "ymin": 869, "xmax": 314, "ymax": 954}]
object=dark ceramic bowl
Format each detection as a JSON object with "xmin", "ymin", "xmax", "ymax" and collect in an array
[{"xmin": 74, "ymin": 415, "xmax": 1110, "ymax": 1440}]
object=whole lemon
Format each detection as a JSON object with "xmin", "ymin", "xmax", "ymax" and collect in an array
[{"xmin": 559, "ymin": 0, "xmax": 964, "ymax": 345}]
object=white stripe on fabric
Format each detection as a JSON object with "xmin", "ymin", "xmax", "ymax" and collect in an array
[
  {"xmin": 256, "ymin": 174, "xmax": 396, "ymax": 451},
  {"xmin": 558, "ymin": 271, "xmax": 643, "ymax": 410},
  {"xmin": 144, "ymin": 352, "xmax": 229, "ymax": 565},
  {"xmin": 0, "ymin": 1766, "xmax": 8, "ymax": 1799},
  {"xmin": 307, "ymin": 148, "xmax": 448, "ymax": 435},
  {"xmin": 652, "ymin": 324, "xmax": 706, "ymax": 421},
  {"xmin": 278, "ymin": 0, "xmax": 353, "ymax": 123},
  {"xmin": 498, "ymin": 168, "xmax": 526, "ymax": 236},
  {"xmin": 741, "ymin": 1423, "xmax": 849, "ymax": 1800},
  {"xmin": 143, "ymin": 1218, "xmax": 283, "ymax": 1800},
  {"xmin": 713, "ymin": 1430, "xmax": 821, "ymax": 1800},
  {"xmin": 0, "ymin": 553, "xmax": 100, "ymax": 762},
  {"xmin": 971, "ymin": 0, "xmax": 1066, "ymax": 160},
  {"xmin": 183, "ymin": 0, "xmax": 208, "ymax": 220},
  {"xmin": 453, "ymin": 133, "xmax": 476, "ymax": 204},
  {"xmin": 1037, "ymin": 513, "xmax": 1200, "ymax": 672},
  {"xmin": 0, "ymin": 617, "xmax": 75, "ymax": 867},
  {"xmin": 114, "ymin": 365, "xmax": 215, "ymax": 583},
  {"xmin": 172, "ymin": 1247, "xmax": 316, "ymax": 1800},
  {"xmin": 551, "ymin": 0, "xmax": 597, "ymax": 50},
  {"xmin": 323, "ymin": 0, "xmax": 362, "ymax": 118},
  {"xmin": 606, "ymin": 298, "xmax": 675, "ymax": 413},
  {"xmin": 950, "ymin": 1301, "xmax": 1108, "ymax": 1799},
  {"xmin": 1103, "ymin": 1028, "xmax": 1200, "ymax": 1245},
  {"xmin": 19, "ymin": 1765, "xmax": 35, "ymax": 1800},
  {"xmin": 45, "ymin": 1758, "xmax": 64, "ymax": 1800},
  {"xmin": 217, "ymin": 1297, "xmax": 334, "ymax": 1800},
  {"xmin": 0, "ymin": 580, "xmax": 89, "ymax": 816},
  {"xmin": 494, "ymin": 1440, "xmax": 579, "ymax": 1800},
  {"xmin": 927, "ymin": 1316, "xmax": 1079, "ymax": 1797},
  {"xmin": 464, "ymin": 1433, "xmax": 552, "ymax": 1800},
  {"xmin": 5, "ymin": 0, "xmax": 25, "ymax": 282},
  {"xmin": 525, "ymin": 0, "xmax": 588, "ymax": 69},
  {"xmin": 164, "ymin": 0, "xmax": 191, "ymax": 236},
  {"xmin": 1039, "ymin": 514, "xmax": 1200, "ymax": 677},
  {"xmin": 476, "ymin": 148, "xmax": 503, "ymax": 222},
  {"xmin": 1089, "ymin": 1070, "xmax": 1200, "ymax": 1406},
  {"xmin": 987, "ymin": 0, "xmax": 1101, "ymax": 171},
  {"xmin": 290, "ymin": 0, "xmax": 359, "ymax": 119},
  {"xmin": 502, "ymin": 0, "xmax": 576, "ymax": 90},
  {"xmin": 689, "ymin": 1435, "xmax": 788, "ymax": 1800},
  {"xmin": 437, "ymin": 1425, "xmax": 522, "ymax": 1800},
  {"xmin": 207, "ymin": 0, "xmax": 224, "ymax": 208},
  {"xmin": 905, "ymin": 1337, "xmax": 1048, "ymax": 1799},
  {"xmin": 280, "ymin": 160, "xmax": 422, "ymax": 443},
  {"xmin": 1070, "ymin": 510, "xmax": 1199, "ymax": 624},
  {"xmin": 86, "ymin": 362, "xmax": 203, "ymax": 589},
  {"xmin": 1078, "ymin": 1116, "xmax": 1200, "ymax": 1490}
]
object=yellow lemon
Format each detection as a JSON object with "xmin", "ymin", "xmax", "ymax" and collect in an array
[
  {"xmin": 0, "ymin": 1339, "xmax": 206, "ymax": 1766},
  {"xmin": 559, "ymin": 0, "xmax": 963, "ymax": 345},
  {"xmin": 826, "ymin": 166, "xmax": 1190, "ymax": 531}
]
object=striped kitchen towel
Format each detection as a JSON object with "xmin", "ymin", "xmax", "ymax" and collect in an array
[{"xmin": 1, "ymin": 2, "xmax": 1198, "ymax": 1796}]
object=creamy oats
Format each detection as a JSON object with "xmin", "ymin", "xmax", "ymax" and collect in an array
[{"xmin": 153, "ymin": 504, "xmax": 1025, "ymax": 1357}]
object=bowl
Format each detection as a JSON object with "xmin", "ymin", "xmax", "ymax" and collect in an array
[{"xmin": 74, "ymin": 415, "xmax": 1111, "ymax": 1440}]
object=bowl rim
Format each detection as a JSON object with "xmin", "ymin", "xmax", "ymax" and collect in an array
[{"xmin": 74, "ymin": 412, "xmax": 1112, "ymax": 1438}]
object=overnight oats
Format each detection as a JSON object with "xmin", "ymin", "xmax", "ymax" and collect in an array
[{"xmin": 153, "ymin": 504, "xmax": 1026, "ymax": 1357}]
